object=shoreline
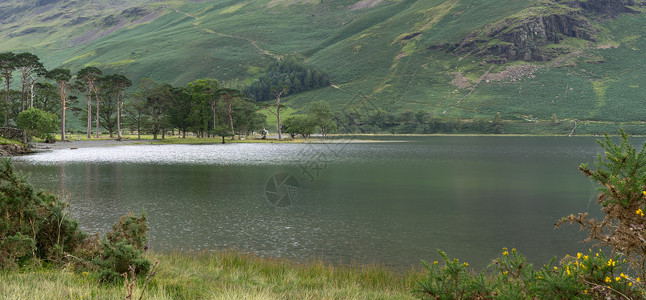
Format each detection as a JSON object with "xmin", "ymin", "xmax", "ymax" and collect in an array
[{"xmin": 23, "ymin": 132, "xmax": 617, "ymax": 152}]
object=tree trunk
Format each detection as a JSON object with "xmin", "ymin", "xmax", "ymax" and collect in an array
[
  {"xmin": 59, "ymin": 81, "xmax": 67, "ymax": 141},
  {"xmin": 161, "ymin": 110, "xmax": 166, "ymax": 139},
  {"xmin": 87, "ymin": 82, "xmax": 93, "ymax": 139},
  {"xmin": 152, "ymin": 109, "xmax": 158, "ymax": 140},
  {"xmin": 20, "ymin": 74, "xmax": 26, "ymax": 112},
  {"xmin": 212, "ymin": 102, "xmax": 217, "ymax": 130},
  {"xmin": 4, "ymin": 76, "xmax": 10, "ymax": 127},
  {"xmin": 116, "ymin": 93, "xmax": 122, "ymax": 140},
  {"xmin": 227, "ymin": 98, "xmax": 235, "ymax": 140},
  {"xmin": 94, "ymin": 87, "xmax": 100, "ymax": 138},
  {"xmin": 29, "ymin": 76, "xmax": 36, "ymax": 109},
  {"xmin": 276, "ymin": 106, "xmax": 282, "ymax": 140}
]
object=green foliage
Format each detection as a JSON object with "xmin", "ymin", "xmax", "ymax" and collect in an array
[
  {"xmin": 307, "ymin": 100, "xmax": 335, "ymax": 137},
  {"xmin": 245, "ymin": 56, "xmax": 330, "ymax": 101},
  {"xmin": 418, "ymin": 248, "xmax": 646, "ymax": 299},
  {"xmin": 92, "ymin": 213, "xmax": 150, "ymax": 282},
  {"xmin": 283, "ymin": 115, "xmax": 315, "ymax": 138},
  {"xmin": 0, "ymin": 158, "xmax": 151, "ymax": 284},
  {"xmin": 0, "ymin": 158, "xmax": 86, "ymax": 269},
  {"xmin": 557, "ymin": 130, "xmax": 646, "ymax": 279},
  {"xmin": 418, "ymin": 250, "xmax": 488, "ymax": 299},
  {"xmin": 105, "ymin": 213, "xmax": 148, "ymax": 252},
  {"xmin": 16, "ymin": 107, "xmax": 59, "ymax": 140}
]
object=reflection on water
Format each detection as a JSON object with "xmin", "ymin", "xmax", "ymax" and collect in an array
[{"xmin": 13, "ymin": 136, "xmax": 614, "ymax": 269}]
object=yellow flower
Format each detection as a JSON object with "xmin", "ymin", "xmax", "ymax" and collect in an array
[
  {"xmin": 433, "ymin": 261, "xmax": 438, "ymax": 265},
  {"xmin": 583, "ymin": 290, "xmax": 588, "ymax": 294},
  {"xmin": 643, "ymin": 190, "xmax": 646, "ymax": 196},
  {"xmin": 577, "ymin": 252, "xmax": 582, "ymax": 259},
  {"xmin": 503, "ymin": 271, "xmax": 508, "ymax": 275},
  {"xmin": 566, "ymin": 267, "xmax": 571, "ymax": 275},
  {"xmin": 637, "ymin": 277, "xmax": 641, "ymax": 282},
  {"xmin": 463, "ymin": 262, "xmax": 469, "ymax": 267},
  {"xmin": 503, "ymin": 250, "xmax": 509, "ymax": 256},
  {"xmin": 554, "ymin": 266, "xmax": 558, "ymax": 270},
  {"xmin": 605, "ymin": 277, "xmax": 612, "ymax": 283},
  {"xmin": 637, "ymin": 209, "xmax": 644, "ymax": 217},
  {"xmin": 584, "ymin": 255, "xmax": 589, "ymax": 260},
  {"xmin": 621, "ymin": 272, "xmax": 627, "ymax": 279},
  {"xmin": 630, "ymin": 282, "xmax": 633, "ymax": 287},
  {"xmin": 616, "ymin": 276, "xmax": 621, "ymax": 282}
]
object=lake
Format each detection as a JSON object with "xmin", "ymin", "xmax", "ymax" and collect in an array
[{"xmin": 14, "ymin": 136, "xmax": 614, "ymax": 270}]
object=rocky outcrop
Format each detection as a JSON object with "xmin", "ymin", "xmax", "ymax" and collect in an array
[
  {"xmin": 0, "ymin": 143, "xmax": 29, "ymax": 157},
  {"xmin": 437, "ymin": 0, "xmax": 643, "ymax": 63}
]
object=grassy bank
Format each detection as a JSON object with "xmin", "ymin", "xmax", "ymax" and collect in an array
[{"xmin": 0, "ymin": 250, "xmax": 425, "ymax": 299}]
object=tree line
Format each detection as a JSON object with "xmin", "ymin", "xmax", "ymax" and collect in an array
[
  {"xmin": 1, "ymin": 51, "xmax": 510, "ymax": 141},
  {"xmin": 0, "ymin": 52, "xmax": 268, "ymax": 141},
  {"xmin": 334, "ymin": 109, "xmax": 506, "ymax": 134}
]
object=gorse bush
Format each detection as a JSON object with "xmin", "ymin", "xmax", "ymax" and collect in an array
[
  {"xmin": 106, "ymin": 213, "xmax": 148, "ymax": 252},
  {"xmin": 418, "ymin": 248, "xmax": 646, "ymax": 299},
  {"xmin": 0, "ymin": 158, "xmax": 85, "ymax": 268},
  {"xmin": 0, "ymin": 158, "xmax": 151, "ymax": 283},
  {"xmin": 95, "ymin": 213, "xmax": 150, "ymax": 282},
  {"xmin": 557, "ymin": 130, "xmax": 646, "ymax": 279}
]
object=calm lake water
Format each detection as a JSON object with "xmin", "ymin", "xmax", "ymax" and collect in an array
[{"xmin": 13, "ymin": 136, "xmax": 621, "ymax": 269}]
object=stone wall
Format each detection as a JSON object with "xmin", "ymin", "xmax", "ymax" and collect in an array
[{"xmin": 0, "ymin": 128, "xmax": 27, "ymax": 144}]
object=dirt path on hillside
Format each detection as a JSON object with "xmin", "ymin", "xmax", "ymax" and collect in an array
[{"xmin": 168, "ymin": 6, "xmax": 281, "ymax": 60}]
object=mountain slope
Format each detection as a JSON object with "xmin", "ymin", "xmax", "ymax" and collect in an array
[{"xmin": 1, "ymin": 0, "xmax": 645, "ymax": 124}]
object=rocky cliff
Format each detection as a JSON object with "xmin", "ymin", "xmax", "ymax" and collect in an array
[{"xmin": 437, "ymin": 0, "xmax": 643, "ymax": 63}]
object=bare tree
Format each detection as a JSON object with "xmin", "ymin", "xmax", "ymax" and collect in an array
[
  {"xmin": 103, "ymin": 74, "xmax": 131, "ymax": 140},
  {"xmin": 268, "ymin": 86, "xmax": 288, "ymax": 140},
  {"xmin": 46, "ymin": 69, "xmax": 72, "ymax": 141},
  {"xmin": 76, "ymin": 67, "xmax": 103, "ymax": 139}
]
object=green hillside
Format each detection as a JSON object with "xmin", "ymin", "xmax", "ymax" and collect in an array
[{"xmin": 1, "ymin": 0, "xmax": 646, "ymax": 128}]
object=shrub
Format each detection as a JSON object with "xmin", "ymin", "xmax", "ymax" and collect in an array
[
  {"xmin": 16, "ymin": 108, "xmax": 59, "ymax": 141},
  {"xmin": 0, "ymin": 158, "xmax": 85, "ymax": 269},
  {"xmin": 106, "ymin": 213, "xmax": 149, "ymax": 252},
  {"xmin": 93, "ymin": 213, "xmax": 150, "ymax": 282},
  {"xmin": 417, "ymin": 248, "xmax": 646, "ymax": 299},
  {"xmin": 95, "ymin": 239, "xmax": 151, "ymax": 283},
  {"xmin": 556, "ymin": 130, "xmax": 646, "ymax": 279},
  {"xmin": 418, "ymin": 250, "xmax": 490, "ymax": 299},
  {"xmin": 0, "ymin": 158, "xmax": 151, "ymax": 283}
]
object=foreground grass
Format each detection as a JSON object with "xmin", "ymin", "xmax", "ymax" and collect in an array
[{"xmin": 0, "ymin": 250, "xmax": 425, "ymax": 299}]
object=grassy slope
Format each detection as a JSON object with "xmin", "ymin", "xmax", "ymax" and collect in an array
[
  {"xmin": 1, "ymin": 0, "xmax": 645, "ymax": 125},
  {"xmin": 0, "ymin": 251, "xmax": 424, "ymax": 299}
]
